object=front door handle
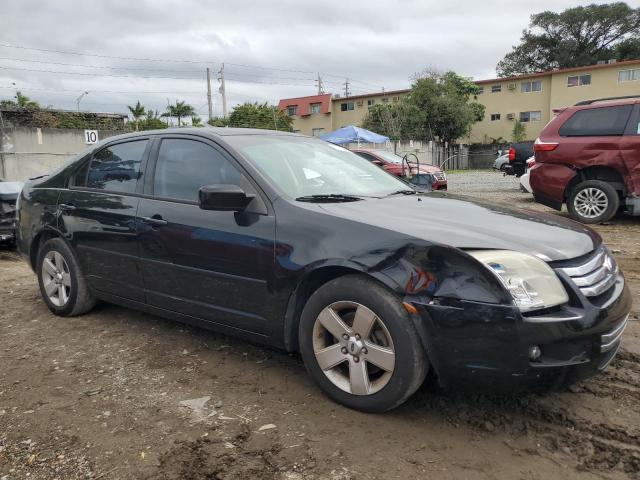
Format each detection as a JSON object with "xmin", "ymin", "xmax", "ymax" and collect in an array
[{"xmin": 140, "ymin": 215, "xmax": 168, "ymax": 226}]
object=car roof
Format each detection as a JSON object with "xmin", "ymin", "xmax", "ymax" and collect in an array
[{"xmin": 101, "ymin": 127, "xmax": 305, "ymax": 143}]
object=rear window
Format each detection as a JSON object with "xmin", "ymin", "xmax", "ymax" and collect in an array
[
  {"xmin": 559, "ymin": 105, "xmax": 632, "ymax": 137},
  {"xmin": 86, "ymin": 140, "xmax": 148, "ymax": 192}
]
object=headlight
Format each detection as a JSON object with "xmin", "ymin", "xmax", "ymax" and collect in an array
[{"xmin": 468, "ymin": 250, "xmax": 568, "ymax": 312}]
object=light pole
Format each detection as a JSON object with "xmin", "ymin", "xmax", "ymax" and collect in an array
[{"xmin": 76, "ymin": 91, "xmax": 89, "ymax": 112}]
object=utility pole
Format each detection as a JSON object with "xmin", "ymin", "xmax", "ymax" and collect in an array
[
  {"xmin": 343, "ymin": 78, "xmax": 351, "ymax": 98},
  {"xmin": 218, "ymin": 63, "xmax": 228, "ymax": 117},
  {"xmin": 206, "ymin": 67, "xmax": 213, "ymax": 121},
  {"xmin": 315, "ymin": 73, "xmax": 324, "ymax": 95}
]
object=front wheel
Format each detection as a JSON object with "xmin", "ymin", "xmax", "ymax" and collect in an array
[
  {"xmin": 567, "ymin": 180, "xmax": 619, "ymax": 224},
  {"xmin": 298, "ymin": 274, "xmax": 428, "ymax": 413},
  {"xmin": 37, "ymin": 238, "xmax": 96, "ymax": 316}
]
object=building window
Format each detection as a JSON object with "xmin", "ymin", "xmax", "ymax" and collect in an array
[
  {"xmin": 310, "ymin": 103, "xmax": 321, "ymax": 114},
  {"xmin": 312, "ymin": 128, "xmax": 325, "ymax": 137},
  {"xmin": 568, "ymin": 74, "xmax": 591, "ymax": 87},
  {"xmin": 491, "ymin": 84, "xmax": 501, "ymax": 93},
  {"xmin": 382, "ymin": 97, "xmax": 389, "ymax": 103},
  {"xmin": 490, "ymin": 113, "xmax": 501, "ymax": 121},
  {"xmin": 521, "ymin": 80, "xmax": 542, "ymax": 92},
  {"xmin": 367, "ymin": 99, "xmax": 375, "ymax": 107},
  {"xmin": 392, "ymin": 96, "xmax": 400, "ymax": 102},
  {"xmin": 477, "ymin": 86, "xmax": 484, "ymax": 94},
  {"xmin": 286, "ymin": 105, "xmax": 298, "ymax": 116},
  {"xmin": 340, "ymin": 102, "xmax": 354, "ymax": 111},
  {"xmin": 293, "ymin": 129, "xmax": 301, "ymax": 133},
  {"xmin": 618, "ymin": 69, "xmax": 640, "ymax": 82},
  {"xmin": 519, "ymin": 111, "xmax": 541, "ymax": 123}
]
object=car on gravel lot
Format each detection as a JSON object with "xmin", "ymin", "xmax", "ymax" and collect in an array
[
  {"xmin": 351, "ymin": 148, "xmax": 447, "ymax": 190},
  {"xmin": 492, "ymin": 153, "xmax": 509, "ymax": 171},
  {"xmin": 530, "ymin": 97, "xmax": 640, "ymax": 224},
  {"xmin": 16, "ymin": 128, "xmax": 631, "ymax": 412},
  {"xmin": 0, "ymin": 180, "xmax": 24, "ymax": 244}
]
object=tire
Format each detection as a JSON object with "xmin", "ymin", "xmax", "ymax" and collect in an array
[
  {"xmin": 36, "ymin": 237, "xmax": 96, "ymax": 316},
  {"xmin": 567, "ymin": 180, "xmax": 619, "ymax": 224},
  {"xmin": 298, "ymin": 274, "xmax": 428, "ymax": 413}
]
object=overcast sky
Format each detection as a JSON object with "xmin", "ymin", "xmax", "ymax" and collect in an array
[{"xmin": 1, "ymin": 0, "xmax": 637, "ymax": 119}]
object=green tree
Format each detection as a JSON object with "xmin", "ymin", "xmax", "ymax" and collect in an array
[
  {"xmin": 208, "ymin": 117, "xmax": 230, "ymax": 127},
  {"xmin": 138, "ymin": 109, "xmax": 166, "ymax": 130},
  {"xmin": 191, "ymin": 116, "xmax": 203, "ymax": 127},
  {"xmin": 512, "ymin": 120, "xmax": 527, "ymax": 142},
  {"xmin": 162, "ymin": 100, "xmax": 196, "ymax": 126},
  {"xmin": 1, "ymin": 90, "xmax": 39, "ymax": 108},
  {"xmin": 127, "ymin": 101, "xmax": 146, "ymax": 131},
  {"xmin": 224, "ymin": 102, "xmax": 293, "ymax": 131},
  {"xmin": 362, "ymin": 70, "xmax": 484, "ymax": 143},
  {"xmin": 497, "ymin": 3, "xmax": 640, "ymax": 76}
]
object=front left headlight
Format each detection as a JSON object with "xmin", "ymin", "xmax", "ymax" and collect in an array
[{"xmin": 468, "ymin": 250, "xmax": 568, "ymax": 312}]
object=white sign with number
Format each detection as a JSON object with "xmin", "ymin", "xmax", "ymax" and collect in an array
[{"xmin": 84, "ymin": 130, "xmax": 99, "ymax": 144}]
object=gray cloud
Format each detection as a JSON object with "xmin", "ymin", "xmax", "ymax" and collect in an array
[{"xmin": 1, "ymin": 0, "xmax": 632, "ymax": 117}]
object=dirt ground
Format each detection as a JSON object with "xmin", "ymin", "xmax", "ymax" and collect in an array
[{"xmin": 1, "ymin": 172, "xmax": 640, "ymax": 480}]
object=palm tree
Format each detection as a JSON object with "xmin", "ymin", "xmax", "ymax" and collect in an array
[
  {"xmin": 16, "ymin": 91, "xmax": 39, "ymax": 108},
  {"xmin": 127, "ymin": 101, "xmax": 146, "ymax": 131},
  {"xmin": 191, "ymin": 116, "xmax": 203, "ymax": 127},
  {"xmin": 173, "ymin": 101, "xmax": 196, "ymax": 126}
]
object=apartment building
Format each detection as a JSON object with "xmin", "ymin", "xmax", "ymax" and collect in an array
[{"xmin": 278, "ymin": 59, "xmax": 640, "ymax": 143}]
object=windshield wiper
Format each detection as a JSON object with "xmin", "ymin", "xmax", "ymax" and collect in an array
[
  {"xmin": 295, "ymin": 194, "xmax": 364, "ymax": 203},
  {"xmin": 386, "ymin": 189, "xmax": 417, "ymax": 196}
]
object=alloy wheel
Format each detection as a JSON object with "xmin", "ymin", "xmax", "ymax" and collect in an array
[
  {"xmin": 312, "ymin": 301, "xmax": 395, "ymax": 395},
  {"xmin": 574, "ymin": 187, "xmax": 609, "ymax": 219},
  {"xmin": 41, "ymin": 251, "xmax": 71, "ymax": 307}
]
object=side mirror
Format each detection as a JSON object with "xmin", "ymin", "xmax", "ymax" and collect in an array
[{"xmin": 198, "ymin": 184, "xmax": 255, "ymax": 212}]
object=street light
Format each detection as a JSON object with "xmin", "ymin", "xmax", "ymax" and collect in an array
[{"xmin": 76, "ymin": 91, "xmax": 89, "ymax": 112}]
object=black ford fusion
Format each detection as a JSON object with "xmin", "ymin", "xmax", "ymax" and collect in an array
[{"xmin": 17, "ymin": 128, "xmax": 631, "ymax": 412}]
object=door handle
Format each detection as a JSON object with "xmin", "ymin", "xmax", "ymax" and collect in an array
[
  {"xmin": 140, "ymin": 216, "xmax": 168, "ymax": 226},
  {"xmin": 59, "ymin": 203, "xmax": 76, "ymax": 211}
]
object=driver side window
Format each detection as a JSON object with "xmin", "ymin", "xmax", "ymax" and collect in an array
[{"xmin": 153, "ymin": 138, "xmax": 251, "ymax": 202}]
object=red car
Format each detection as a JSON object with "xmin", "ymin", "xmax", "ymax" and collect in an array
[
  {"xmin": 530, "ymin": 97, "xmax": 640, "ymax": 223},
  {"xmin": 351, "ymin": 148, "xmax": 448, "ymax": 190}
]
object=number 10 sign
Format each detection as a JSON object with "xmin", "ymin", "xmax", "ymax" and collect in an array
[{"xmin": 84, "ymin": 130, "xmax": 99, "ymax": 144}]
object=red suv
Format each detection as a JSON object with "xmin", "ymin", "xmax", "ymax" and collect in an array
[
  {"xmin": 530, "ymin": 97, "xmax": 640, "ymax": 223},
  {"xmin": 351, "ymin": 148, "xmax": 448, "ymax": 190}
]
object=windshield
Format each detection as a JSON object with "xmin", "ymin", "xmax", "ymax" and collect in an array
[
  {"xmin": 228, "ymin": 135, "xmax": 411, "ymax": 199},
  {"xmin": 368, "ymin": 150, "xmax": 403, "ymax": 164}
]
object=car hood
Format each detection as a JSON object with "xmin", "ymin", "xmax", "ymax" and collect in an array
[{"xmin": 314, "ymin": 192, "xmax": 599, "ymax": 261}]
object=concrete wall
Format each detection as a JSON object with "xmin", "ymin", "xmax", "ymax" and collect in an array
[{"xmin": 0, "ymin": 127, "xmax": 126, "ymax": 181}]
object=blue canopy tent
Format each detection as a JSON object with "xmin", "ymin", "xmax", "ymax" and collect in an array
[{"xmin": 319, "ymin": 125, "xmax": 389, "ymax": 146}]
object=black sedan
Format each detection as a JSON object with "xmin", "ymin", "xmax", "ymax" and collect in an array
[{"xmin": 17, "ymin": 128, "xmax": 631, "ymax": 412}]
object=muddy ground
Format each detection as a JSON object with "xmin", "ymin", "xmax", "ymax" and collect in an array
[{"xmin": 1, "ymin": 171, "xmax": 640, "ymax": 480}]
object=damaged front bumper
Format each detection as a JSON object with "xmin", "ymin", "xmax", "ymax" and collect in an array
[{"xmin": 408, "ymin": 265, "xmax": 632, "ymax": 393}]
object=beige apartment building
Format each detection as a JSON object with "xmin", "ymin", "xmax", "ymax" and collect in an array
[{"xmin": 278, "ymin": 59, "xmax": 640, "ymax": 144}]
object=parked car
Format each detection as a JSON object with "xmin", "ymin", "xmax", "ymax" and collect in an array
[
  {"xmin": 530, "ymin": 97, "xmax": 640, "ymax": 223},
  {"xmin": 351, "ymin": 148, "xmax": 447, "ymax": 190},
  {"xmin": 503, "ymin": 142, "xmax": 533, "ymax": 177},
  {"xmin": 0, "ymin": 180, "xmax": 24, "ymax": 244},
  {"xmin": 493, "ymin": 153, "xmax": 509, "ymax": 171},
  {"xmin": 17, "ymin": 129, "xmax": 631, "ymax": 412},
  {"xmin": 519, "ymin": 157, "xmax": 536, "ymax": 193}
]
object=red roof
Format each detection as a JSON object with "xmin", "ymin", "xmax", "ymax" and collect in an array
[{"xmin": 278, "ymin": 93, "xmax": 332, "ymax": 116}]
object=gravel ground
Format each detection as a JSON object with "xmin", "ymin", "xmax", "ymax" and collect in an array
[{"xmin": 1, "ymin": 171, "xmax": 639, "ymax": 480}]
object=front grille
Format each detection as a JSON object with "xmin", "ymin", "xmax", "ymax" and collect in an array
[
  {"xmin": 557, "ymin": 247, "xmax": 618, "ymax": 297},
  {"xmin": 601, "ymin": 314, "xmax": 628, "ymax": 353},
  {"xmin": 434, "ymin": 171, "xmax": 446, "ymax": 181}
]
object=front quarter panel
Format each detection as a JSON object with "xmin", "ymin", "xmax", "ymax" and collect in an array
[{"xmin": 17, "ymin": 184, "xmax": 61, "ymax": 268}]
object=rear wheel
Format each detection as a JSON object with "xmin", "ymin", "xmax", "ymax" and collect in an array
[
  {"xmin": 567, "ymin": 180, "xmax": 619, "ymax": 224},
  {"xmin": 299, "ymin": 274, "xmax": 428, "ymax": 413},
  {"xmin": 37, "ymin": 238, "xmax": 96, "ymax": 316}
]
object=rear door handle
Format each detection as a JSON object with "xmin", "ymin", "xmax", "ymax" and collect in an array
[
  {"xmin": 59, "ymin": 203, "xmax": 76, "ymax": 211},
  {"xmin": 140, "ymin": 216, "xmax": 168, "ymax": 226}
]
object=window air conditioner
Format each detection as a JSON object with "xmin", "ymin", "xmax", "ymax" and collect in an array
[
  {"xmin": 506, "ymin": 113, "xmax": 515, "ymax": 120},
  {"xmin": 507, "ymin": 83, "xmax": 517, "ymax": 90}
]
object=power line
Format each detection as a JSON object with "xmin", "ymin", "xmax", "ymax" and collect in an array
[{"xmin": 0, "ymin": 42, "xmax": 385, "ymax": 90}]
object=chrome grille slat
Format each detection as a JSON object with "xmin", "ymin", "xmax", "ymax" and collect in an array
[
  {"xmin": 601, "ymin": 315, "xmax": 628, "ymax": 353},
  {"xmin": 556, "ymin": 247, "xmax": 618, "ymax": 298}
]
